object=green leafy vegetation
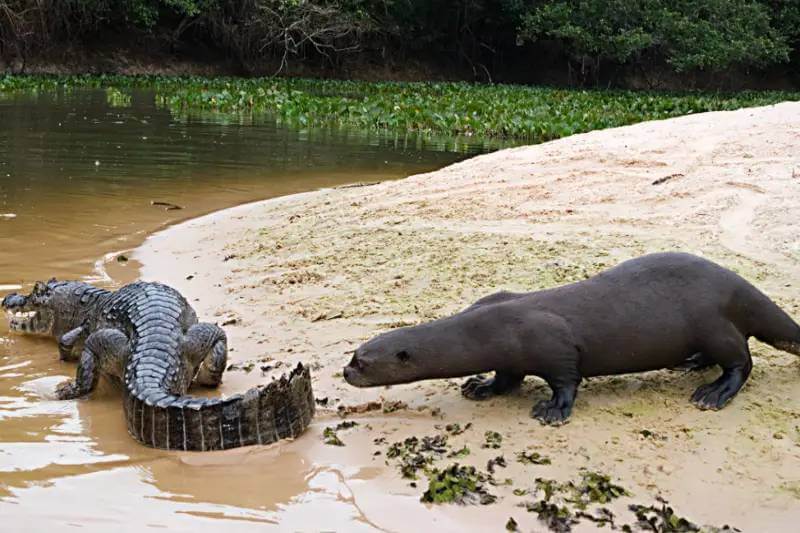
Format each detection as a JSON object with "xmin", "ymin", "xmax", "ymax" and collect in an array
[
  {"xmin": 322, "ymin": 420, "xmax": 358, "ymax": 446},
  {"xmin": 386, "ymin": 434, "xmax": 449, "ymax": 479},
  {"xmin": 482, "ymin": 430, "xmax": 503, "ymax": 448},
  {"xmin": 517, "ymin": 450, "xmax": 552, "ymax": 465},
  {"xmin": 2, "ymin": 2, "xmax": 800, "ymax": 87},
  {"xmin": 421, "ymin": 464, "xmax": 497, "ymax": 505},
  {"xmin": 518, "ymin": 0, "xmax": 796, "ymax": 83},
  {"xmin": 1, "ymin": 75, "xmax": 797, "ymax": 143},
  {"xmin": 628, "ymin": 499, "xmax": 700, "ymax": 532}
]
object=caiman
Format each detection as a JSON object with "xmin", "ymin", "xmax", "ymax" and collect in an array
[{"xmin": 2, "ymin": 279, "xmax": 315, "ymax": 451}]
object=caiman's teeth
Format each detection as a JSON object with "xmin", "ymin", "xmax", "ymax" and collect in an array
[{"xmin": 7, "ymin": 311, "xmax": 36, "ymax": 319}]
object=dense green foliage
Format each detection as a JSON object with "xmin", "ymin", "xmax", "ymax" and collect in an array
[
  {"xmin": 2, "ymin": 74, "xmax": 797, "ymax": 142},
  {"xmin": 519, "ymin": 0, "xmax": 792, "ymax": 73},
  {"xmin": 1, "ymin": 1, "xmax": 799, "ymax": 86}
]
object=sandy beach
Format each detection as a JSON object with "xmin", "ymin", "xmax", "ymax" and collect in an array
[{"xmin": 136, "ymin": 103, "xmax": 800, "ymax": 531}]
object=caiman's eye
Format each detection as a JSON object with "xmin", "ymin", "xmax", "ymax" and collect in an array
[{"xmin": 396, "ymin": 350, "xmax": 410, "ymax": 362}]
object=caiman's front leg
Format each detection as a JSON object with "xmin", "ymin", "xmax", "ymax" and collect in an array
[
  {"xmin": 56, "ymin": 328, "xmax": 130, "ymax": 400},
  {"xmin": 183, "ymin": 323, "xmax": 227, "ymax": 388},
  {"xmin": 58, "ymin": 325, "xmax": 87, "ymax": 361}
]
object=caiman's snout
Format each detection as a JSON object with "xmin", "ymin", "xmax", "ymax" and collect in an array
[
  {"xmin": 1, "ymin": 293, "xmax": 26, "ymax": 310},
  {"xmin": 3, "ymin": 291, "xmax": 50, "ymax": 335}
]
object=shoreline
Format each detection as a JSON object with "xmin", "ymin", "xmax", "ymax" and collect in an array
[{"xmin": 134, "ymin": 102, "xmax": 800, "ymax": 531}]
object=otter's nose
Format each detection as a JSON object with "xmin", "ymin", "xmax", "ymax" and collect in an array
[{"xmin": 347, "ymin": 352, "xmax": 363, "ymax": 371}]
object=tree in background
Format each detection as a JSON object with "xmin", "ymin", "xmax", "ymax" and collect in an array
[
  {"xmin": 516, "ymin": 0, "xmax": 791, "ymax": 85},
  {"xmin": 1, "ymin": 0, "xmax": 799, "ymax": 87}
]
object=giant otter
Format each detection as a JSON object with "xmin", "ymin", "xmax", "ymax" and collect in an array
[{"xmin": 343, "ymin": 252, "xmax": 800, "ymax": 424}]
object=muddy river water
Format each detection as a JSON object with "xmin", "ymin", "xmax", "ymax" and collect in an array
[{"xmin": 0, "ymin": 88, "xmax": 496, "ymax": 531}]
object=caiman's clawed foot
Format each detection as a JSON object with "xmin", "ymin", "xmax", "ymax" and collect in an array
[
  {"xmin": 461, "ymin": 372, "xmax": 523, "ymax": 401},
  {"xmin": 55, "ymin": 379, "xmax": 84, "ymax": 400}
]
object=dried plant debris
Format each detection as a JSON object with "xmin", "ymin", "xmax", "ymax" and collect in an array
[
  {"xmin": 443, "ymin": 422, "xmax": 472, "ymax": 435},
  {"xmin": 382, "ymin": 400, "xmax": 409, "ymax": 413},
  {"xmin": 519, "ymin": 472, "xmax": 736, "ymax": 533},
  {"xmin": 627, "ymin": 498, "xmax": 740, "ymax": 532},
  {"xmin": 487, "ymin": 455, "xmax": 507, "ymax": 474},
  {"xmin": 322, "ymin": 421, "xmax": 359, "ymax": 446},
  {"xmin": 447, "ymin": 445, "xmax": 470, "ymax": 458},
  {"xmin": 226, "ymin": 361, "xmax": 256, "ymax": 373},
  {"xmin": 517, "ymin": 450, "xmax": 552, "ymax": 465},
  {"xmin": 506, "ymin": 517, "xmax": 519, "ymax": 531},
  {"xmin": 575, "ymin": 508, "xmax": 617, "ymax": 528},
  {"xmin": 525, "ymin": 500, "xmax": 577, "ymax": 532},
  {"xmin": 337, "ymin": 399, "xmax": 408, "ymax": 416},
  {"xmin": 521, "ymin": 473, "xmax": 630, "ymax": 532},
  {"xmin": 421, "ymin": 464, "xmax": 497, "ymax": 505},
  {"xmin": 570, "ymin": 471, "xmax": 630, "ymax": 508},
  {"xmin": 639, "ymin": 429, "xmax": 668, "ymax": 441},
  {"xmin": 482, "ymin": 430, "xmax": 503, "ymax": 449},
  {"xmin": 386, "ymin": 435, "xmax": 449, "ymax": 479}
]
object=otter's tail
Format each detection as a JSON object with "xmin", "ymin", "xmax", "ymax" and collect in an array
[
  {"xmin": 123, "ymin": 363, "xmax": 315, "ymax": 451},
  {"xmin": 738, "ymin": 286, "xmax": 800, "ymax": 357}
]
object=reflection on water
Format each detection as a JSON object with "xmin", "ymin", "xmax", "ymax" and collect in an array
[{"xmin": 0, "ymin": 87, "xmax": 495, "ymax": 530}]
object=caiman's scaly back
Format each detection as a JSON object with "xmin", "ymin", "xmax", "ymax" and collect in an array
[{"xmin": 2, "ymin": 280, "xmax": 315, "ymax": 451}]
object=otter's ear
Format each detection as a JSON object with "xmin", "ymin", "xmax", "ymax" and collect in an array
[{"xmin": 395, "ymin": 350, "xmax": 411, "ymax": 363}]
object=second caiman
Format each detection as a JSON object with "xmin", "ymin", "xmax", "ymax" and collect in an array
[{"xmin": 2, "ymin": 279, "xmax": 315, "ymax": 451}]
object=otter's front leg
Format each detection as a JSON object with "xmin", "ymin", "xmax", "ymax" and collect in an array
[
  {"xmin": 531, "ymin": 379, "xmax": 580, "ymax": 425},
  {"xmin": 529, "ymin": 342, "xmax": 582, "ymax": 425},
  {"xmin": 183, "ymin": 323, "xmax": 227, "ymax": 388},
  {"xmin": 56, "ymin": 328, "xmax": 129, "ymax": 400},
  {"xmin": 461, "ymin": 371, "xmax": 524, "ymax": 400}
]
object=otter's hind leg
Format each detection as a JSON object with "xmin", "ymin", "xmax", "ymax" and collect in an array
[
  {"xmin": 532, "ymin": 380, "xmax": 579, "ymax": 426},
  {"xmin": 461, "ymin": 371, "xmax": 524, "ymax": 400},
  {"xmin": 690, "ymin": 326, "xmax": 752, "ymax": 410}
]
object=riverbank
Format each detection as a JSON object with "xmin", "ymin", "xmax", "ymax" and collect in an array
[{"xmin": 136, "ymin": 102, "xmax": 800, "ymax": 531}]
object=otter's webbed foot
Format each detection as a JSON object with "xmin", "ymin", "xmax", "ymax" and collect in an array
[
  {"xmin": 690, "ymin": 367, "xmax": 748, "ymax": 410},
  {"xmin": 461, "ymin": 372, "xmax": 523, "ymax": 401},
  {"xmin": 531, "ymin": 383, "xmax": 578, "ymax": 426},
  {"xmin": 671, "ymin": 352, "xmax": 715, "ymax": 372}
]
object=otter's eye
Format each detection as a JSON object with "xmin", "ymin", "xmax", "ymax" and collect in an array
[{"xmin": 396, "ymin": 350, "xmax": 410, "ymax": 362}]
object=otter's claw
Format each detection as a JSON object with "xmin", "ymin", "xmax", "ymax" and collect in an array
[
  {"xmin": 531, "ymin": 399, "xmax": 571, "ymax": 425},
  {"xmin": 461, "ymin": 375, "xmax": 495, "ymax": 400}
]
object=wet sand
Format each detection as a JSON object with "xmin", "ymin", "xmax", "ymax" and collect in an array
[
  {"xmin": 136, "ymin": 102, "xmax": 800, "ymax": 531},
  {"xmin": 1, "ymin": 88, "xmax": 483, "ymax": 532}
]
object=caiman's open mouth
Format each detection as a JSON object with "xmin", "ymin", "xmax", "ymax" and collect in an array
[{"xmin": 2, "ymin": 294, "xmax": 53, "ymax": 335}]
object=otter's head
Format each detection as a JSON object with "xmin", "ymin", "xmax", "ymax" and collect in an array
[
  {"xmin": 344, "ymin": 327, "xmax": 428, "ymax": 387},
  {"xmin": 2, "ymin": 280, "xmax": 79, "ymax": 337}
]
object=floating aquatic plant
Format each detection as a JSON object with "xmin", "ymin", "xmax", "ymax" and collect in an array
[{"xmin": 2, "ymin": 74, "xmax": 797, "ymax": 144}]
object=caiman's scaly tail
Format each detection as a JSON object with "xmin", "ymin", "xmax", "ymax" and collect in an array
[{"xmin": 123, "ymin": 364, "xmax": 315, "ymax": 451}]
